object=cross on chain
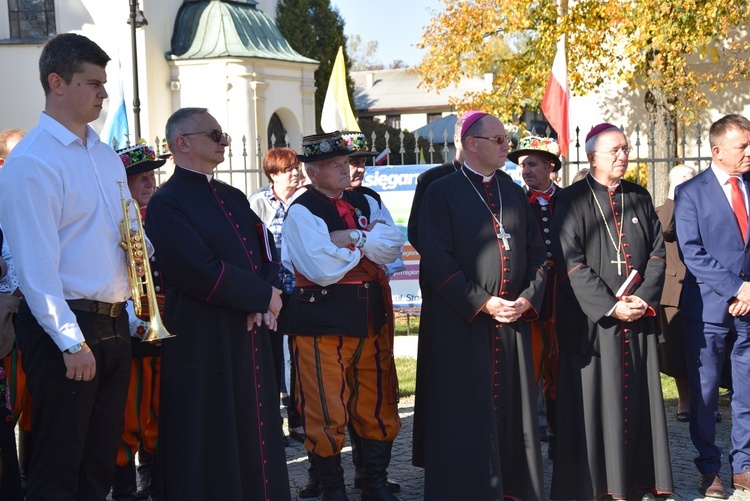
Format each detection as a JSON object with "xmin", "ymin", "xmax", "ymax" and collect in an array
[
  {"xmin": 497, "ymin": 225, "xmax": 511, "ymax": 251},
  {"xmin": 611, "ymin": 250, "xmax": 626, "ymax": 276}
]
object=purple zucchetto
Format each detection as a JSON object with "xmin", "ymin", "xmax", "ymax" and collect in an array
[
  {"xmin": 585, "ymin": 122, "xmax": 619, "ymax": 143},
  {"xmin": 459, "ymin": 110, "xmax": 490, "ymax": 139}
]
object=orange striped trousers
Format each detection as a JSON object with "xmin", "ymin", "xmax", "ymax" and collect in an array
[
  {"xmin": 116, "ymin": 356, "xmax": 161, "ymax": 466},
  {"xmin": 293, "ymin": 324, "xmax": 400, "ymax": 458}
]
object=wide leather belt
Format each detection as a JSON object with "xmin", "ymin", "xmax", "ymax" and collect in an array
[{"xmin": 67, "ymin": 299, "xmax": 126, "ymax": 318}]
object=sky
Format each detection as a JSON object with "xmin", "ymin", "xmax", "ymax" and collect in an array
[{"xmin": 329, "ymin": 0, "xmax": 443, "ymax": 68}]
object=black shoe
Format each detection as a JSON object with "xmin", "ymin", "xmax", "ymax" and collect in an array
[
  {"xmin": 358, "ymin": 439, "xmax": 402, "ymax": 501},
  {"xmin": 314, "ymin": 454, "xmax": 349, "ymax": 501},
  {"xmin": 716, "ymin": 411, "xmax": 723, "ymax": 423},
  {"xmin": 676, "ymin": 412, "xmax": 690, "ymax": 422},
  {"xmin": 354, "ymin": 474, "xmax": 401, "ymax": 493}
]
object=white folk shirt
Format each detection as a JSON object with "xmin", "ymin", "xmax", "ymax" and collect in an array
[
  {"xmin": 282, "ymin": 194, "xmax": 405, "ymax": 287},
  {"xmin": 0, "ymin": 113, "xmax": 132, "ymax": 351}
]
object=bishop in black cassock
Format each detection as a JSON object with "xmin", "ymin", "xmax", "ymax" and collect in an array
[
  {"xmin": 416, "ymin": 112, "xmax": 547, "ymax": 500},
  {"xmin": 549, "ymin": 124, "xmax": 672, "ymax": 500}
]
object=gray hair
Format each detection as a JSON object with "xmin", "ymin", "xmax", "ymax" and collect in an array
[
  {"xmin": 165, "ymin": 107, "xmax": 208, "ymax": 151},
  {"xmin": 667, "ymin": 164, "xmax": 697, "ymax": 199}
]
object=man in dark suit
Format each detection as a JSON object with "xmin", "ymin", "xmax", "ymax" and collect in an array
[{"xmin": 675, "ymin": 114, "xmax": 750, "ymax": 498}]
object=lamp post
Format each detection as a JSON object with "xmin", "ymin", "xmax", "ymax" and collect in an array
[{"xmin": 127, "ymin": 0, "xmax": 148, "ymax": 140}]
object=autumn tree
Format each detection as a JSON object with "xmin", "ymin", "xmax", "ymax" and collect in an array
[
  {"xmin": 276, "ymin": 0, "xmax": 357, "ymax": 132},
  {"xmin": 417, "ymin": 0, "xmax": 750, "ymax": 203}
]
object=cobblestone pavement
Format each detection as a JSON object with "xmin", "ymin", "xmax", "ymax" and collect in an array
[{"xmin": 285, "ymin": 372, "xmax": 750, "ymax": 500}]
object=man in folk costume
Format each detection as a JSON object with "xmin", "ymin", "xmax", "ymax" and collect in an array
[
  {"xmin": 508, "ymin": 135, "xmax": 563, "ymax": 454},
  {"xmin": 549, "ymin": 123, "xmax": 672, "ymax": 500},
  {"xmin": 416, "ymin": 112, "xmax": 548, "ymax": 500},
  {"xmin": 282, "ymin": 131, "xmax": 404, "ymax": 501},
  {"xmin": 675, "ymin": 114, "xmax": 750, "ymax": 498},
  {"xmin": 344, "ymin": 131, "xmax": 404, "ymax": 494},
  {"xmin": 111, "ymin": 143, "xmax": 165, "ymax": 501},
  {"xmin": 145, "ymin": 108, "xmax": 289, "ymax": 500}
]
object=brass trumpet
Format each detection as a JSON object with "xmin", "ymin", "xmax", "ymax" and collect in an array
[{"xmin": 118, "ymin": 180, "xmax": 174, "ymax": 343}]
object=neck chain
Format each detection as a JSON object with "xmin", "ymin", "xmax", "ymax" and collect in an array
[
  {"xmin": 461, "ymin": 168, "xmax": 511, "ymax": 250},
  {"xmin": 586, "ymin": 178, "xmax": 626, "ymax": 276}
]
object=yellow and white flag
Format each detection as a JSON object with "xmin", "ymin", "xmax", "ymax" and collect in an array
[{"xmin": 321, "ymin": 46, "xmax": 360, "ymax": 133}]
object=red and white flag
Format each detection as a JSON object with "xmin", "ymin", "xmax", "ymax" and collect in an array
[
  {"xmin": 375, "ymin": 149, "xmax": 388, "ymax": 165},
  {"xmin": 541, "ymin": 38, "xmax": 570, "ymax": 158}
]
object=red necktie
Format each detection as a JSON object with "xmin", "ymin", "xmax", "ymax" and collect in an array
[
  {"xmin": 332, "ymin": 197, "xmax": 357, "ymax": 229},
  {"xmin": 528, "ymin": 187, "xmax": 553, "ymax": 205},
  {"xmin": 729, "ymin": 177, "xmax": 748, "ymax": 242}
]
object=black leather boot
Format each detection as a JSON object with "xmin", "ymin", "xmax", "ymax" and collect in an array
[
  {"xmin": 298, "ymin": 452, "xmax": 321, "ymax": 498},
  {"xmin": 111, "ymin": 462, "xmax": 138, "ymax": 501},
  {"xmin": 18, "ymin": 428, "xmax": 33, "ymax": 494},
  {"xmin": 314, "ymin": 453, "xmax": 349, "ymax": 501},
  {"xmin": 349, "ymin": 424, "xmax": 401, "ymax": 493},
  {"xmin": 359, "ymin": 439, "xmax": 402, "ymax": 501}
]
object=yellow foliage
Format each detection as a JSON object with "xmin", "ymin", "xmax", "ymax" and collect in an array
[
  {"xmin": 624, "ymin": 163, "xmax": 649, "ymax": 188},
  {"xmin": 416, "ymin": 0, "xmax": 750, "ymax": 124}
]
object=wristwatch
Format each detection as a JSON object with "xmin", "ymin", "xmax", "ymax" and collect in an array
[
  {"xmin": 65, "ymin": 342, "xmax": 84, "ymax": 354},
  {"xmin": 349, "ymin": 229, "xmax": 361, "ymax": 246}
]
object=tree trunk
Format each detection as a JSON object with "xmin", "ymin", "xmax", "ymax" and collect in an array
[{"xmin": 644, "ymin": 88, "xmax": 677, "ymax": 207}]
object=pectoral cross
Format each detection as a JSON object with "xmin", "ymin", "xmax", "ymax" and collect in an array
[
  {"xmin": 611, "ymin": 250, "xmax": 626, "ymax": 276},
  {"xmin": 497, "ymin": 225, "xmax": 511, "ymax": 251}
]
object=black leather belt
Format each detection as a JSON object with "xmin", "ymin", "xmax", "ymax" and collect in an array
[{"xmin": 67, "ymin": 299, "xmax": 126, "ymax": 318}]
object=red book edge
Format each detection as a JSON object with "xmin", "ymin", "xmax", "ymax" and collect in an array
[{"xmin": 615, "ymin": 269, "xmax": 642, "ymax": 298}]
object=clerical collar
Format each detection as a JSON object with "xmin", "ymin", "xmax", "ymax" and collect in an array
[
  {"xmin": 588, "ymin": 173, "xmax": 621, "ymax": 192},
  {"xmin": 463, "ymin": 163, "xmax": 496, "ymax": 183},
  {"xmin": 176, "ymin": 165, "xmax": 213, "ymax": 182}
]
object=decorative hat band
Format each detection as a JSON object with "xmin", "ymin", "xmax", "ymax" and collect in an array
[
  {"xmin": 516, "ymin": 136, "xmax": 561, "ymax": 157},
  {"xmin": 299, "ymin": 132, "xmax": 349, "ymax": 160},
  {"xmin": 341, "ymin": 132, "xmax": 368, "ymax": 151},
  {"xmin": 118, "ymin": 143, "xmax": 159, "ymax": 169}
]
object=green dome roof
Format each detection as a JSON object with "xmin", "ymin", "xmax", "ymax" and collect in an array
[{"xmin": 169, "ymin": 0, "xmax": 317, "ymax": 63}]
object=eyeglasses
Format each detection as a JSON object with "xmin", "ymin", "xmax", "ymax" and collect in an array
[
  {"xmin": 472, "ymin": 135, "xmax": 510, "ymax": 145},
  {"xmin": 181, "ymin": 129, "xmax": 231, "ymax": 144},
  {"xmin": 596, "ymin": 146, "xmax": 630, "ymax": 156}
]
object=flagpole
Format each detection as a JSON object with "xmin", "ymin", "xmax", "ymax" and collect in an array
[{"xmin": 128, "ymin": 0, "xmax": 147, "ymax": 140}]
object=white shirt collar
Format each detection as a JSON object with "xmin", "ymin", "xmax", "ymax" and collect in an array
[{"xmin": 177, "ymin": 165, "xmax": 213, "ymax": 181}]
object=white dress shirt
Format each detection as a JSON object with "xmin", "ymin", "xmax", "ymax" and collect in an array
[
  {"xmin": 282, "ymin": 193, "xmax": 405, "ymax": 287},
  {"xmin": 711, "ymin": 163, "xmax": 749, "ymax": 215},
  {"xmin": 0, "ymin": 113, "xmax": 132, "ymax": 351}
]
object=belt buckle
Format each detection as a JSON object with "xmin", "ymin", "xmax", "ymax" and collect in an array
[{"xmin": 108, "ymin": 302, "xmax": 120, "ymax": 317}]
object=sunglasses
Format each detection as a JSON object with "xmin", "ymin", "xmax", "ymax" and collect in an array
[
  {"xmin": 471, "ymin": 135, "xmax": 510, "ymax": 145},
  {"xmin": 181, "ymin": 129, "xmax": 231, "ymax": 144}
]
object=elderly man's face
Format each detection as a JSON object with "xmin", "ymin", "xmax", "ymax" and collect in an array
[
  {"xmin": 589, "ymin": 129, "xmax": 630, "ymax": 185},
  {"xmin": 309, "ymin": 155, "xmax": 351, "ymax": 196},
  {"xmin": 349, "ymin": 156, "xmax": 367, "ymax": 188},
  {"xmin": 127, "ymin": 170, "xmax": 156, "ymax": 207},
  {"xmin": 521, "ymin": 153, "xmax": 555, "ymax": 191},
  {"xmin": 713, "ymin": 127, "xmax": 750, "ymax": 176}
]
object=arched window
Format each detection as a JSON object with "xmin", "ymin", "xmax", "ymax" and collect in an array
[
  {"xmin": 267, "ymin": 113, "xmax": 288, "ymax": 150},
  {"xmin": 8, "ymin": 0, "xmax": 56, "ymax": 40}
]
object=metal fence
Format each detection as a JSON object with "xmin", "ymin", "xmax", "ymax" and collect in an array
[{"xmin": 148, "ymin": 122, "xmax": 715, "ymax": 197}]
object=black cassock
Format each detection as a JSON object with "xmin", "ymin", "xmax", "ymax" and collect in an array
[
  {"xmin": 550, "ymin": 177, "xmax": 672, "ymax": 500},
  {"xmin": 417, "ymin": 166, "xmax": 547, "ymax": 500},
  {"xmin": 146, "ymin": 168, "xmax": 290, "ymax": 501}
]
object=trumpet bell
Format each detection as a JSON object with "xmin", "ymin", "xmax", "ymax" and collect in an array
[{"xmin": 142, "ymin": 313, "xmax": 175, "ymax": 344}]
